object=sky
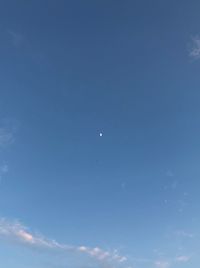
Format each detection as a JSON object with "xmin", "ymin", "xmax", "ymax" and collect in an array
[{"xmin": 0, "ymin": 1, "xmax": 200, "ymax": 267}]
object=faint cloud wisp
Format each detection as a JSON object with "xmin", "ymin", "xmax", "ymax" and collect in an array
[
  {"xmin": 175, "ymin": 230, "xmax": 194, "ymax": 239},
  {"xmin": 0, "ymin": 128, "xmax": 14, "ymax": 147},
  {"xmin": 175, "ymin": 255, "xmax": 191, "ymax": 262},
  {"xmin": 155, "ymin": 260, "xmax": 170, "ymax": 268},
  {"xmin": 0, "ymin": 118, "xmax": 19, "ymax": 148},
  {"xmin": 0, "ymin": 163, "xmax": 8, "ymax": 182},
  {"xmin": 189, "ymin": 36, "xmax": 200, "ymax": 59}
]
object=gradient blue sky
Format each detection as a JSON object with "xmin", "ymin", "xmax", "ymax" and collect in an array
[{"xmin": 0, "ymin": 1, "xmax": 200, "ymax": 267}]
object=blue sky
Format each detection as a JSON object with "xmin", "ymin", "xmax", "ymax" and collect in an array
[{"xmin": 0, "ymin": 1, "xmax": 200, "ymax": 267}]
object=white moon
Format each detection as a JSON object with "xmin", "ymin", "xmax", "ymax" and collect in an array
[{"xmin": 99, "ymin": 133, "xmax": 103, "ymax": 137}]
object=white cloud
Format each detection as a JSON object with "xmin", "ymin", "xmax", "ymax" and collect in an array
[
  {"xmin": 175, "ymin": 255, "xmax": 190, "ymax": 263},
  {"xmin": 155, "ymin": 260, "xmax": 170, "ymax": 268},
  {"xmin": 189, "ymin": 36, "xmax": 200, "ymax": 59},
  {"xmin": 0, "ymin": 218, "xmax": 127, "ymax": 264}
]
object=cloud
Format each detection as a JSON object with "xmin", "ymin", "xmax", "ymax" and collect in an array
[
  {"xmin": 0, "ymin": 163, "xmax": 8, "ymax": 182},
  {"xmin": 154, "ymin": 254, "xmax": 191, "ymax": 268},
  {"xmin": 175, "ymin": 255, "xmax": 190, "ymax": 262},
  {"xmin": 78, "ymin": 246, "xmax": 126, "ymax": 262},
  {"xmin": 0, "ymin": 218, "xmax": 127, "ymax": 265},
  {"xmin": 0, "ymin": 119, "xmax": 19, "ymax": 148},
  {"xmin": 155, "ymin": 261, "xmax": 170, "ymax": 268},
  {"xmin": 165, "ymin": 170, "xmax": 174, "ymax": 177},
  {"xmin": 0, "ymin": 163, "xmax": 8, "ymax": 174},
  {"xmin": 0, "ymin": 128, "xmax": 14, "ymax": 147},
  {"xmin": 189, "ymin": 36, "xmax": 200, "ymax": 59},
  {"xmin": 175, "ymin": 230, "xmax": 194, "ymax": 238}
]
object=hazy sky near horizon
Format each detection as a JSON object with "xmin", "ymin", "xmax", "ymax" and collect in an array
[{"xmin": 0, "ymin": 1, "xmax": 200, "ymax": 268}]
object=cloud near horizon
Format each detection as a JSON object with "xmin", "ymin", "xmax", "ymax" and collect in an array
[
  {"xmin": 0, "ymin": 219, "xmax": 193, "ymax": 268},
  {"xmin": 0, "ymin": 218, "xmax": 127, "ymax": 264}
]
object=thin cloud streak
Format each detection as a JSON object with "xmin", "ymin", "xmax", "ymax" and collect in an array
[
  {"xmin": 0, "ymin": 163, "xmax": 8, "ymax": 173},
  {"xmin": 190, "ymin": 36, "xmax": 200, "ymax": 59},
  {"xmin": 0, "ymin": 118, "xmax": 19, "ymax": 148},
  {"xmin": 154, "ymin": 254, "xmax": 191, "ymax": 268},
  {"xmin": 0, "ymin": 128, "xmax": 14, "ymax": 147},
  {"xmin": 0, "ymin": 218, "xmax": 127, "ymax": 264},
  {"xmin": 0, "ymin": 163, "xmax": 8, "ymax": 182}
]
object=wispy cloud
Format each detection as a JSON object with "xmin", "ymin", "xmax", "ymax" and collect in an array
[
  {"xmin": 0, "ymin": 128, "xmax": 14, "ymax": 147},
  {"xmin": 0, "ymin": 163, "xmax": 8, "ymax": 174},
  {"xmin": 0, "ymin": 218, "xmax": 193, "ymax": 268},
  {"xmin": 175, "ymin": 255, "xmax": 191, "ymax": 262},
  {"xmin": 0, "ymin": 163, "xmax": 8, "ymax": 182},
  {"xmin": 189, "ymin": 36, "xmax": 200, "ymax": 59},
  {"xmin": 155, "ymin": 260, "xmax": 170, "ymax": 268},
  {"xmin": 175, "ymin": 230, "xmax": 194, "ymax": 238},
  {"xmin": 165, "ymin": 170, "xmax": 174, "ymax": 177},
  {"xmin": 154, "ymin": 254, "xmax": 191, "ymax": 268},
  {"xmin": 0, "ymin": 119, "xmax": 19, "ymax": 148},
  {"xmin": 0, "ymin": 218, "xmax": 127, "ymax": 264}
]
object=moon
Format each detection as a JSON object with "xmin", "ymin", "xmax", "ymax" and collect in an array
[{"xmin": 99, "ymin": 132, "xmax": 103, "ymax": 137}]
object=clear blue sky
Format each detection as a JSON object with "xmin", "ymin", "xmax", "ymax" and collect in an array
[{"xmin": 0, "ymin": 1, "xmax": 200, "ymax": 267}]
